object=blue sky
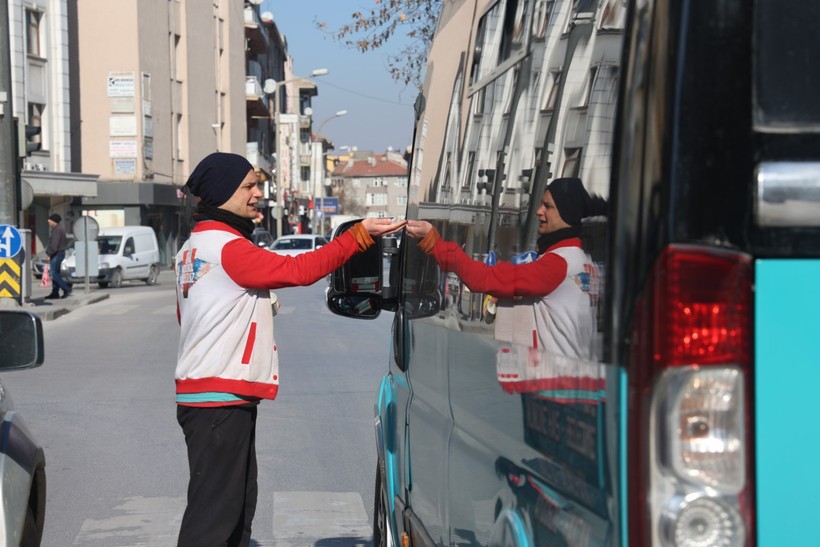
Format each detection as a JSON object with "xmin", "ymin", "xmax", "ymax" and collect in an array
[{"xmin": 262, "ymin": 1, "xmax": 419, "ymax": 154}]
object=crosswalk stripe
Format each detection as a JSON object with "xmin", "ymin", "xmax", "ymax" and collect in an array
[
  {"xmin": 273, "ymin": 491, "xmax": 371, "ymax": 545},
  {"xmin": 96, "ymin": 305, "xmax": 140, "ymax": 315},
  {"xmin": 151, "ymin": 305, "xmax": 178, "ymax": 315},
  {"xmin": 74, "ymin": 496, "xmax": 184, "ymax": 546},
  {"xmin": 71, "ymin": 492, "xmax": 371, "ymax": 546}
]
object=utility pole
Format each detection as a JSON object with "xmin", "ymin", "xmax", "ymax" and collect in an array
[{"xmin": 0, "ymin": 0, "xmax": 19, "ymax": 226}]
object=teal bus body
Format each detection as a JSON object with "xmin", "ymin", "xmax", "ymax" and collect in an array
[
  {"xmin": 755, "ymin": 260, "xmax": 820, "ymax": 546},
  {"xmin": 332, "ymin": 1, "xmax": 820, "ymax": 545}
]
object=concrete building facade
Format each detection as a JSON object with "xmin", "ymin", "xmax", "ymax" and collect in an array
[
  {"xmin": 74, "ymin": 0, "xmax": 252, "ymax": 264},
  {"xmin": 6, "ymin": 0, "xmax": 97, "ymax": 251}
]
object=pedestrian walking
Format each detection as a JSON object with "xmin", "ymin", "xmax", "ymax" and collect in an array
[
  {"xmin": 45, "ymin": 213, "xmax": 72, "ymax": 299},
  {"xmin": 174, "ymin": 152, "xmax": 404, "ymax": 547}
]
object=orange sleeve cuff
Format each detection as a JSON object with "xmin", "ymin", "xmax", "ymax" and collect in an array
[
  {"xmin": 349, "ymin": 222, "xmax": 374, "ymax": 251},
  {"xmin": 418, "ymin": 226, "xmax": 440, "ymax": 255}
]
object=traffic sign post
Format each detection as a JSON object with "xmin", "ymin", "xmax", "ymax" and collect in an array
[
  {"xmin": 0, "ymin": 224, "xmax": 23, "ymax": 304},
  {"xmin": 73, "ymin": 217, "xmax": 100, "ymax": 294}
]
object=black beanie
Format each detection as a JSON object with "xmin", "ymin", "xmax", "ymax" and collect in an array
[
  {"xmin": 546, "ymin": 177, "xmax": 607, "ymax": 227},
  {"xmin": 49, "ymin": 213, "xmax": 61, "ymax": 223},
  {"xmin": 185, "ymin": 152, "xmax": 254, "ymax": 207}
]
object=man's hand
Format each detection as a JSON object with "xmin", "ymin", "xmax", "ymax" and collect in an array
[
  {"xmin": 360, "ymin": 217, "xmax": 407, "ymax": 237},
  {"xmin": 405, "ymin": 220, "xmax": 433, "ymax": 239}
]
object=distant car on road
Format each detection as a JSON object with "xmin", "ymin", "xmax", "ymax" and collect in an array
[
  {"xmin": 0, "ymin": 310, "xmax": 47, "ymax": 545},
  {"xmin": 269, "ymin": 234, "xmax": 328, "ymax": 257},
  {"xmin": 251, "ymin": 228, "xmax": 274, "ymax": 249}
]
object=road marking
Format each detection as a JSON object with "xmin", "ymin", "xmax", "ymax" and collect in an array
[
  {"xmin": 96, "ymin": 304, "xmax": 140, "ymax": 315},
  {"xmin": 74, "ymin": 496, "xmax": 184, "ymax": 546},
  {"xmin": 276, "ymin": 306, "xmax": 295, "ymax": 315},
  {"xmin": 72, "ymin": 492, "xmax": 371, "ymax": 546},
  {"xmin": 151, "ymin": 305, "xmax": 178, "ymax": 315},
  {"xmin": 272, "ymin": 491, "xmax": 371, "ymax": 546}
]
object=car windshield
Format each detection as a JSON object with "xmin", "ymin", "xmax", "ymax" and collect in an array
[
  {"xmin": 97, "ymin": 236, "xmax": 122, "ymax": 255},
  {"xmin": 273, "ymin": 238, "xmax": 313, "ymax": 250}
]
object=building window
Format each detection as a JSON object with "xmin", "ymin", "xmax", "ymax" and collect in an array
[
  {"xmin": 172, "ymin": 34, "xmax": 182, "ymax": 81},
  {"xmin": 366, "ymin": 193, "xmax": 388, "ymax": 206},
  {"xmin": 175, "ymin": 114, "xmax": 183, "ymax": 159},
  {"xmin": 598, "ymin": 0, "xmax": 625, "ymax": 30},
  {"xmin": 533, "ymin": 0, "xmax": 555, "ymax": 39},
  {"xmin": 27, "ymin": 102, "xmax": 45, "ymax": 151},
  {"xmin": 397, "ymin": 195, "xmax": 407, "ymax": 206},
  {"xmin": 26, "ymin": 10, "xmax": 43, "ymax": 57},
  {"xmin": 581, "ymin": 66, "xmax": 598, "ymax": 107},
  {"xmin": 470, "ymin": 8, "xmax": 490, "ymax": 84},
  {"xmin": 499, "ymin": 0, "xmax": 528, "ymax": 64},
  {"xmin": 472, "ymin": 86, "xmax": 486, "ymax": 116},
  {"xmin": 543, "ymin": 71, "xmax": 561, "ymax": 111},
  {"xmin": 562, "ymin": 147, "xmax": 582, "ymax": 177},
  {"xmin": 463, "ymin": 151, "xmax": 476, "ymax": 189},
  {"xmin": 301, "ymin": 166, "xmax": 310, "ymax": 183},
  {"xmin": 504, "ymin": 69, "xmax": 520, "ymax": 115}
]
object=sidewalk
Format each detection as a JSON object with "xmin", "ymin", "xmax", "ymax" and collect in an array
[{"xmin": 24, "ymin": 276, "xmax": 111, "ymax": 321}]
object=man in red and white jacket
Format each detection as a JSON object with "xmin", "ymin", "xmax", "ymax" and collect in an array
[
  {"xmin": 174, "ymin": 152, "xmax": 404, "ymax": 547},
  {"xmin": 406, "ymin": 177, "xmax": 606, "ymax": 361}
]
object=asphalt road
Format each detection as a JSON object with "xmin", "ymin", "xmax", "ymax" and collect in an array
[{"xmin": 3, "ymin": 268, "xmax": 394, "ymax": 546}]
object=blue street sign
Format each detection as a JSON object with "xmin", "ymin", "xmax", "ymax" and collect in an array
[
  {"xmin": 512, "ymin": 250, "xmax": 538, "ymax": 264},
  {"xmin": 0, "ymin": 225, "xmax": 23, "ymax": 259},
  {"xmin": 485, "ymin": 250, "xmax": 497, "ymax": 266},
  {"xmin": 318, "ymin": 197, "xmax": 340, "ymax": 215}
]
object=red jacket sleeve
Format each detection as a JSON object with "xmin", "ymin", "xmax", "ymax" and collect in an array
[
  {"xmin": 221, "ymin": 231, "xmax": 361, "ymax": 289},
  {"xmin": 431, "ymin": 240, "xmax": 567, "ymax": 298}
]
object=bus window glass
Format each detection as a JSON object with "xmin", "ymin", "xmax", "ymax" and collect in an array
[{"xmin": 754, "ymin": 1, "xmax": 820, "ymax": 129}]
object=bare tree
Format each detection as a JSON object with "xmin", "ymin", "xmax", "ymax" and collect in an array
[{"xmin": 317, "ymin": 0, "xmax": 443, "ymax": 88}]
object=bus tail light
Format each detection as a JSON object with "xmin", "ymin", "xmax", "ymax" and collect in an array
[{"xmin": 628, "ymin": 245, "xmax": 754, "ymax": 546}]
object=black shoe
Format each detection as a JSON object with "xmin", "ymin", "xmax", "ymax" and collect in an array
[
  {"xmin": 61, "ymin": 290, "xmax": 72, "ymax": 299},
  {"xmin": 45, "ymin": 293, "xmax": 60, "ymax": 300}
]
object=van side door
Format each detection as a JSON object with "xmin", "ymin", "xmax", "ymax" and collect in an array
[{"xmin": 122, "ymin": 236, "xmax": 148, "ymax": 279}]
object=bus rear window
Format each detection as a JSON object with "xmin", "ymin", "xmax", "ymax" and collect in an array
[{"xmin": 754, "ymin": 1, "xmax": 820, "ymax": 130}]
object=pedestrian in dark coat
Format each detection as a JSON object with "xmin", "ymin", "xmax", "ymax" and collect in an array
[{"xmin": 45, "ymin": 213, "xmax": 72, "ymax": 299}]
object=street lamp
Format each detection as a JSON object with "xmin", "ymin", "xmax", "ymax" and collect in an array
[
  {"xmin": 316, "ymin": 110, "xmax": 348, "ymax": 135},
  {"xmin": 269, "ymin": 68, "xmax": 329, "ymax": 238},
  {"xmin": 313, "ymin": 110, "xmax": 348, "ymax": 236}
]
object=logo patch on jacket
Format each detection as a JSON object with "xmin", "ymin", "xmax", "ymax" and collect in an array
[{"xmin": 177, "ymin": 248, "xmax": 214, "ymax": 298}]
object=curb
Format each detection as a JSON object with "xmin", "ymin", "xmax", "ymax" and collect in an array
[{"xmin": 24, "ymin": 293, "xmax": 111, "ymax": 321}]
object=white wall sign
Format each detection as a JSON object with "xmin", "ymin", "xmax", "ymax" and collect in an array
[
  {"xmin": 108, "ymin": 72, "xmax": 135, "ymax": 97},
  {"xmin": 110, "ymin": 140, "xmax": 137, "ymax": 158},
  {"xmin": 110, "ymin": 97, "xmax": 135, "ymax": 113},
  {"xmin": 109, "ymin": 115, "xmax": 137, "ymax": 137},
  {"xmin": 114, "ymin": 159, "xmax": 137, "ymax": 175}
]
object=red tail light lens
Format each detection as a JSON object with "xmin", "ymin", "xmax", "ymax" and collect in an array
[{"xmin": 652, "ymin": 247, "xmax": 752, "ymax": 366}]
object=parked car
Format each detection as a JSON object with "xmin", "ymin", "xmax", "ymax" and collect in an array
[
  {"xmin": 0, "ymin": 310, "xmax": 47, "ymax": 545},
  {"xmin": 269, "ymin": 234, "xmax": 328, "ymax": 257},
  {"xmin": 63, "ymin": 226, "xmax": 161, "ymax": 288}
]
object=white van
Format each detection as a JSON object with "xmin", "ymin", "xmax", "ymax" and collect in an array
[{"xmin": 64, "ymin": 226, "xmax": 161, "ymax": 288}]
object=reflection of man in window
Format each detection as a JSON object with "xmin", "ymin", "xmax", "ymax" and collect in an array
[{"xmin": 406, "ymin": 177, "xmax": 605, "ymax": 360}]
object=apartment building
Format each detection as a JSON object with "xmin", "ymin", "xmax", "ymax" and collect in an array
[
  {"xmin": 73, "ymin": 0, "xmax": 249, "ymax": 263},
  {"xmin": 6, "ymin": 0, "xmax": 97, "ymax": 250},
  {"xmin": 331, "ymin": 150, "xmax": 408, "ymax": 220}
]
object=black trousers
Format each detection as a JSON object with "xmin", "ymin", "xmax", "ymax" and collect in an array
[{"xmin": 177, "ymin": 405, "xmax": 258, "ymax": 547}]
